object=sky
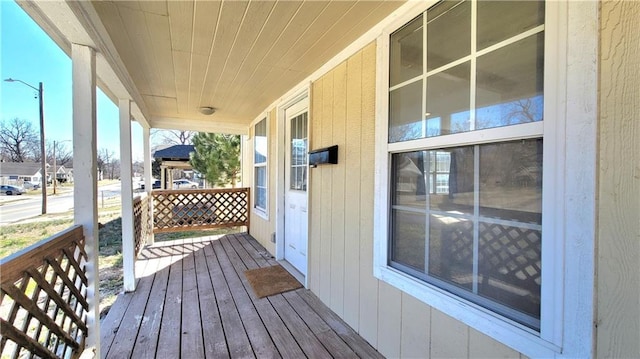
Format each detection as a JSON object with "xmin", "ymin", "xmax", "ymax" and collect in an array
[{"xmin": 1, "ymin": 0, "xmax": 145, "ymax": 162}]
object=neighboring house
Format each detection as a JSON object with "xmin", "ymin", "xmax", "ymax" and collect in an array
[
  {"xmin": 13, "ymin": 1, "xmax": 638, "ymax": 358},
  {"xmin": 153, "ymin": 145, "xmax": 195, "ymax": 189},
  {"xmin": 54, "ymin": 165, "xmax": 73, "ymax": 183},
  {"xmin": 0, "ymin": 162, "xmax": 45, "ymax": 186}
]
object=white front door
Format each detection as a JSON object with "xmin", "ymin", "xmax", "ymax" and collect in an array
[{"xmin": 284, "ymin": 98, "xmax": 309, "ymax": 275}]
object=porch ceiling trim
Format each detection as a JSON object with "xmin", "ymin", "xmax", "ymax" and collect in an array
[{"xmin": 152, "ymin": 116, "xmax": 247, "ymax": 136}]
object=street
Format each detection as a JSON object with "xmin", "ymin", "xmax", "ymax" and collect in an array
[{"xmin": 0, "ymin": 182, "xmax": 123, "ymax": 225}]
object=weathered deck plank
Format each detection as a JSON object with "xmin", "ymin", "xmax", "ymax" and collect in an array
[
  {"xmin": 100, "ymin": 233, "xmax": 383, "ymax": 359},
  {"xmin": 193, "ymin": 244, "xmax": 229, "ymax": 358},
  {"xmin": 155, "ymin": 242, "xmax": 184, "ymax": 358},
  {"xmin": 204, "ymin": 242, "xmax": 255, "ymax": 358}
]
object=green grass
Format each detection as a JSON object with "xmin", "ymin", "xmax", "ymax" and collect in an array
[{"xmin": 0, "ymin": 219, "xmax": 75, "ymax": 258}]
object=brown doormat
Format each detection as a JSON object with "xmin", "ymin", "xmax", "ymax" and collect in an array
[{"xmin": 244, "ymin": 265, "xmax": 302, "ymax": 298}]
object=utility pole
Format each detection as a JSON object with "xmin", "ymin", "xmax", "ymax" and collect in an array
[{"xmin": 5, "ymin": 78, "xmax": 47, "ymax": 214}]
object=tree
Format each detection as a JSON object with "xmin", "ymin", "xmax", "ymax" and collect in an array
[
  {"xmin": 190, "ymin": 133, "xmax": 241, "ymax": 187},
  {"xmin": 151, "ymin": 129, "xmax": 194, "ymax": 145},
  {"xmin": 44, "ymin": 140, "xmax": 72, "ymax": 167},
  {"xmin": 97, "ymin": 148, "xmax": 114, "ymax": 180},
  {"xmin": 152, "ymin": 158, "xmax": 162, "ymax": 178},
  {"xmin": 0, "ymin": 118, "xmax": 39, "ymax": 162}
]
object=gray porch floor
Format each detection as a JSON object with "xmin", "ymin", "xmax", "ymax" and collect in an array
[{"xmin": 100, "ymin": 233, "xmax": 383, "ymax": 358}]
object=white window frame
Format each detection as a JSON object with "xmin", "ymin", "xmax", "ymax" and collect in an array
[
  {"xmin": 253, "ymin": 114, "xmax": 269, "ymax": 219},
  {"xmin": 373, "ymin": 1, "xmax": 596, "ymax": 358}
]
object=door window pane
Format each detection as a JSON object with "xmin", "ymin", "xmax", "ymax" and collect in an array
[{"xmin": 290, "ymin": 112, "xmax": 308, "ymax": 191}]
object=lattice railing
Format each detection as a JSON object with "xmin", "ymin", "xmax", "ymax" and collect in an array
[
  {"xmin": 442, "ymin": 221, "xmax": 541, "ymax": 293},
  {"xmin": 133, "ymin": 194, "xmax": 152, "ymax": 255},
  {"xmin": 152, "ymin": 187, "xmax": 250, "ymax": 234},
  {"xmin": 0, "ymin": 225, "xmax": 89, "ymax": 359}
]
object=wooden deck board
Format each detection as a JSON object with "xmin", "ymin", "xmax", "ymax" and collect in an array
[
  {"xmin": 155, "ymin": 243, "xmax": 183, "ymax": 358},
  {"xmin": 130, "ymin": 254, "xmax": 170, "ymax": 358},
  {"xmin": 219, "ymin": 236, "xmax": 309, "ymax": 358},
  {"xmin": 193, "ymin": 245, "xmax": 229, "ymax": 358},
  {"xmin": 100, "ymin": 233, "xmax": 382, "ymax": 359},
  {"xmin": 180, "ymin": 247, "xmax": 205, "ymax": 358},
  {"xmin": 204, "ymin": 242, "xmax": 255, "ymax": 358}
]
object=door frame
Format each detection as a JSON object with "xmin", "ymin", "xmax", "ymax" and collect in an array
[{"xmin": 275, "ymin": 85, "xmax": 310, "ymax": 285}]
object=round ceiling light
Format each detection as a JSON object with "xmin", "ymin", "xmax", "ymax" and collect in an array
[{"xmin": 199, "ymin": 106, "xmax": 216, "ymax": 115}]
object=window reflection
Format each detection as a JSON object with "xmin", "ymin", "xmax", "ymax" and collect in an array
[
  {"xmin": 390, "ymin": 139, "xmax": 542, "ymax": 325},
  {"xmin": 476, "ymin": 33, "xmax": 544, "ymax": 130},
  {"xmin": 290, "ymin": 112, "xmax": 308, "ymax": 191},
  {"xmin": 390, "ymin": 14, "xmax": 423, "ymax": 87}
]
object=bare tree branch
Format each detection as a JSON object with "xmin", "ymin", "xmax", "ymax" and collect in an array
[{"xmin": 0, "ymin": 118, "xmax": 39, "ymax": 162}]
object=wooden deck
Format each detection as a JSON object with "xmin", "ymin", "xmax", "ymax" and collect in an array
[{"xmin": 100, "ymin": 233, "xmax": 383, "ymax": 359}]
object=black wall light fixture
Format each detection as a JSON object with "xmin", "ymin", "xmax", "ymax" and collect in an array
[{"xmin": 309, "ymin": 145, "xmax": 338, "ymax": 168}]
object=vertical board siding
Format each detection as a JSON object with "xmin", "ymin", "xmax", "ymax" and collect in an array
[
  {"xmin": 598, "ymin": 1, "xmax": 640, "ymax": 358},
  {"xmin": 357, "ymin": 42, "xmax": 380, "ymax": 348},
  {"xmin": 377, "ymin": 282, "xmax": 402, "ymax": 357},
  {"xmin": 330, "ymin": 62, "xmax": 347, "ymax": 317},
  {"xmin": 319, "ymin": 70, "xmax": 334, "ymax": 304},
  {"xmin": 305, "ymin": 41, "xmax": 525, "ymax": 358},
  {"xmin": 400, "ymin": 293, "xmax": 430, "ymax": 358},
  {"xmin": 343, "ymin": 50, "xmax": 363, "ymax": 330},
  {"xmin": 469, "ymin": 329, "xmax": 522, "ymax": 359},
  {"xmin": 310, "ymin": 78, "xmax": 324, "ymax": 294},
  {"xmin": 430, "ymin": 310, "xmax": 469, "ymax": 358}
]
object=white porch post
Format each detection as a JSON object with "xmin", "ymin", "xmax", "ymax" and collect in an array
[
  {"xmin": 71, "ymin": 43, "xmax": 100, "ymax": 355},
  {"xmin": 119, "ymin": 99, "xmax": 136, "ymax": 292},
  {"xmin": 160, "ymin": 165, "xmax": 166, "ymax": 189},
  {"xmin": 143, "ymin": 125, "xmax": 154, "ymax": 244}
]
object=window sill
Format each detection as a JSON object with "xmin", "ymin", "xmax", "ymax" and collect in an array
[
  {"xmin": 252, "ymin": 208, "xmax": 269, "ymax": 221},
  {"xmin": 373, "ymin": 265, "xmax": 561, "ymax": 358}
]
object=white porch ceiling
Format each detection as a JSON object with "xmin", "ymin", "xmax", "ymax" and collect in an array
[{"xmin": 85, "ymin": 0, "xmax": 404, "ymax": 133}]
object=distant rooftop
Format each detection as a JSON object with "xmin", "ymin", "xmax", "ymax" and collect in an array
[{"xmin": 153, "ymin": 145, "xmax": 195, "ymax": 161}]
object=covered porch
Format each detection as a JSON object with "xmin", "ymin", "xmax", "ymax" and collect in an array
[{"xmin": 100, "ymin": 232, "xmax": 381, "ymax": 359}]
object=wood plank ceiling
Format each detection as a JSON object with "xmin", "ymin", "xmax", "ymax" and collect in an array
[{"xmin": 91, "ymin": 0, "xmax": 404, "ymax": 132}]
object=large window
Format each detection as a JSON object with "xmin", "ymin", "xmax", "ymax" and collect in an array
[
  {"xmin": 254, "ymin": 118, "xmax": 268, "ymax": 214},
  {"xmin": 386, "ymin": 0, "xmax": 545, "ymax": 330}
]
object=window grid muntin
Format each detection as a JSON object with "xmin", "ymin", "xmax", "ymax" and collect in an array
[
  {"xmin": 388, "ymin": 0, "xmax": 544, "ymax": 330},
  {"xmin": 253, "ymin": 118, "xmax": 268, "ymax": 213},
  {"xmin": 389, "ymin": 7, "xmax": 545, "ymax": 142},
  {"xmin": 290, "ymin": 112, "xmax": 308, "ymax": 192},
  {"xmin": 389, "ymin": 141, "xmax": 543, "ymax": 330}
]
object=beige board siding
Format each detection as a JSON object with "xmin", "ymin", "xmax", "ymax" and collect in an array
[
  {"xmin": 598, "ymin": 1, "xmax": 640, "ymax": 358},
  {"xmin": 307, "ymin": 42, "xmax": 522, "ymax": 358},
  {"xmin": 248, "ymin": 108, "xmax": 277, "ymax": 254}
]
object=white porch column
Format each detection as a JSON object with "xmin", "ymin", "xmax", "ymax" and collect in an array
[
  {"xmin": 143, "ymin": 126, "xmax": 154, "ymax": 244},
  {"xmin": 71, "ymin": 43, "xmax": 100, "ymax": 354},
  {"xmin": 160, "ymin": 165, "xmax": 166, "ymax": 189},
  {"xmin": 119, "ymin": 99, "xmax": 136, "ymax": 292}
]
